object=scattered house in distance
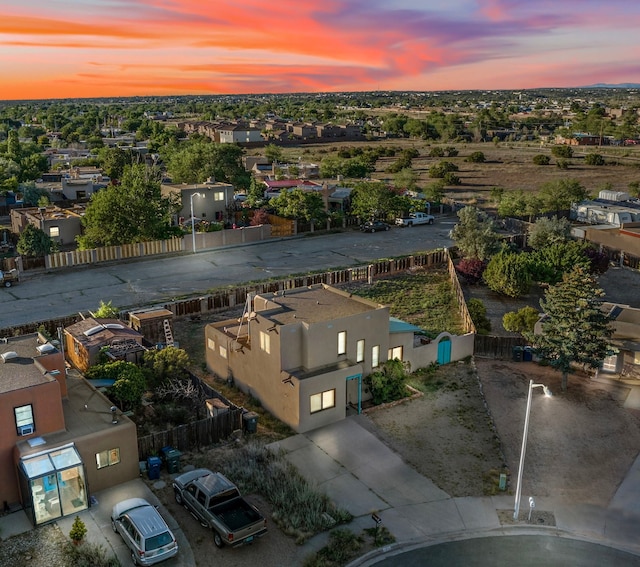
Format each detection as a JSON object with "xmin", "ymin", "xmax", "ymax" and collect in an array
[
  {"xmin": 10, "ymin": 205, "xmax": 85, "ymax": 247},
  {"xmin": 161, "ymin": 179, "xmax": 235, "ymax": 225}
]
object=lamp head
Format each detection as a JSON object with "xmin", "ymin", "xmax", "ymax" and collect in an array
[{"xmin": 542, "ymin": 386, "xmax": 552, "ymax": 397}]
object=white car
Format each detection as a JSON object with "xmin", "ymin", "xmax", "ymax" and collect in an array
[{"xmin": 111, "ymin": 498, "xmax": 178, "ymax": 565}]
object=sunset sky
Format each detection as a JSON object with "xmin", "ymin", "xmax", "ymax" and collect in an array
[{"xmin": 1, "ymin": 0, "xmax": 638, "ymax": 100}]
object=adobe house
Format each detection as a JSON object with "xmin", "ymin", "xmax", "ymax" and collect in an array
[
  {"xmin": 0, "ymin": 335, "xmax": 138, "ymax": 526},
  {"xmin": 161, "ymin": 179, "xmax": 235, "ymax": 225},
  {"xmin": 63, "ymin": 318, "xmax": 146, "ymax": 373},
  {"xmin": 599, "ymin": 303, "xmax": 640, "ymax": 378},
  {"xmin": 205, "ymin": 284, "xmax": 474, "ymax": 433},
  {"xmin": 10, "ymin": 205, "xmax": 84, "ymax": 247}
]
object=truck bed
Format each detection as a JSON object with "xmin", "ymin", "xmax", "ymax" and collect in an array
[{"xmin": 210, "ymin": 496, "xmax": 262, "ymax": 532}]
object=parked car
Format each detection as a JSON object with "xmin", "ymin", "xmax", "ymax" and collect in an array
[
  {"xmin": 172, "ymin": 469, "xmax": 267, "ymax": 548},
  {"xmin": 111, "ymin": 497, "xmax": 178, "ymax": 566},
  {"xmin": 395, "ymin": 212, "xmax": 435, "ymax": 227},
  {"xmin": 360, "ymin": 220, "xmax": 390, "ymax": 233}
]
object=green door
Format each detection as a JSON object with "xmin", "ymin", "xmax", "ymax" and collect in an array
[{"xmin": 437, "ymin": 336, "xmax": 451, "ymax": 364}]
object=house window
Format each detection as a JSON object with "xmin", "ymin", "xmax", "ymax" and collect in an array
[
  {"xmin": 219, "ymin": 345, "xmax": 227, "ymax": 359},
  {"xmin": 337, "ymin": 331, "xmax": 347, "ymax": 355},
  {"xmin": 207, "ymin": 337, "xmax": 215, "ymax": 351},
  {"xmin": 601, "ymin": 354, "xmax": 617, "ymax": 373},
  {"xmin": 96, "ymin": 447, "xmax": 120, "ymax": 469},
  {"xmin": 372, "ymin": 345, "xmax": 380, "ymax": 368},
  {"xmin": 356, "ymin": 339, "xmax": 365, "ymax": 363},
  {"xmin": 49, "ymin": 226, "xmax": 60, "ymax": 237},
  {"xmin": 310, "ymin": 389, "xmax": 336, "ymax": 414},
  {"xmin": 214, "ymin": 191, "xmax": 224, "ymax": 201},
  {"xmin": 634, "ymin": 352, "xmax": 640, "ymax": 365},
  {"xmin": 388, "ymin": 346, "xmax": 403, "ymax": 361},
  {"xmin": 15, "ymin": 404, "xmax": 34, "ymax": 435},
  {"xmin": 260, "ymin": 331, "xmax": 271, "ymax": 354}
]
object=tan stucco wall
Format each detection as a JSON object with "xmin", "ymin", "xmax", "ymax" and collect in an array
[{"xmin": 73, "ymin": 420, "xmax": 139, "ymax": 494}]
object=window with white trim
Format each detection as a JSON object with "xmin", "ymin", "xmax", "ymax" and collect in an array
[
  {"xmin": 601, "ymin": 354, "xmax": 617, "ymax": 372},
  {"xmin": 96, "ymin": 447, "xmax": 120, "ymax": 469},
  {"xmin": 310, "ymin": 389, "xmax": 336, "ymax": 414},
  {"xmin": 372, "ymin": 345, "xmax": 380, "ymax": 368},
  {"xmin": 337, "ymin": 331, "xmax": 347, "ymax": 355},
  {"xmin": 388, "ymin": 346, "xmax": 403, "ymax": 361},
  {"xmin": 356, "ymin": 339, "xmax": 365, "ymax": 363},
  {"xmin": 219, "ymin": 345, "xmax": 227, "ymax": 359},
  {"xmin": 15, "ymin": 404, "xmax": 34, "ymax": 435},
  {"xmin": 207, "ymin": 337, "xmax": 215, "ymax": 351},
  {"xmin": 214, "ymin": 191, "xmax": 224, "ymax": 201},
  {"xmin": 260, "ymin": 331, "xmax": 271, "ymax": 354},
  {"xmin": 49, "ymin": 226, "xmax": 60, "ymax": 237}
]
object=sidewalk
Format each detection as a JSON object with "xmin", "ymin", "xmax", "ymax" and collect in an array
[{"xmin": 273, "ymin": 416, "xmax": 640, "ymax": 564}]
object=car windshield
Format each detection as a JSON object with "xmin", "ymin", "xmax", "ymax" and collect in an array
[{"xmin": 146, "ymin": 531, "xmax": 174, "ymax": 551}]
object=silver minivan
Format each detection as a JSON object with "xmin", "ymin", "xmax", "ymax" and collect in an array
[{"xmin": 111, "ymin": 498, "xmax": 178, "ymax": 565}]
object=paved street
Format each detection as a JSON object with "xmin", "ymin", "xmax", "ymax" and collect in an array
[{"xmin": 0, "ymin": 219, "xmax": 456, "ymax": 328}]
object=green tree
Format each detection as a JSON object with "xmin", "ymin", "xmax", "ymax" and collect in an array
[
  {"xmin": 467, "ymin": 298, "xmax": 491, "ymax": 334},
  {"xmin": 264, "ymin": 143, "xmax": 283, "ymax": 164},
  {"xmin": 142, "ymin": 346, "xmax": 190, "ymax": 389},
  {"xmin": 349, "ymin": 181, "xmax": 397, "ymax": 220},
  {"xmin": 483, "ymin": 250, "xmax": 532, "ymax": 297},
  {"xmin": 551, "ymin": 145, "xmax": 573, "ymax": 159},
  {"xmin": 271, "ymin": 188, "xmax": 326, "ymax": 223},
  {"xmin": 393, "ymin": 167, "xmax": 418, "ymax": 193},
  {"xmin": 247, "ymin": 176, "xmax": 266, "ymax": 208},
  {"xmin": 78, "ymin": 164, "xmax": 177, "ymax": 248},
  {"xmin": 538, "ymin": 178, "xmax": 588, "ymax": 212},
  {"xmin": 527, "ymin": 216, "xmax": 572, "ymax": 250},
  {"xmin": 90, "ymin": 361, "xmax": 147, "ymax": 410},
  {"xmin": 532, "ymin": 154, "xmax": 550, "ymax": 165},
  {"xmin": 503, "ymin": 306, "xmax": 540, "ymax": 334},
  {"xmin": 429, "ymin": 160, "xmax": 458, "ymax": 179},
  {"xmin": 466, "ymin": 151, "xmax": 485, "ymax": 163},
  {"xmin": 528, "ymin": 241, "xmax": 591, "ymax": 285},
  {"xmin": 528, "ymin": 266, "xmax": 614, "ymax": 391},
  {"xmin": 17, "ymin": 224, "xmax": 53, "ymax": 257},
  {"xmin": 93, "ymin": 300, "xmax": 120, "ymax": 318},
  {"xmin": 450, "ymin": 206, "xmax": 500, "ymax": 261},
  {"xmin": 584, "ymin": 153, "xmax": 605, "ymax": 166}
]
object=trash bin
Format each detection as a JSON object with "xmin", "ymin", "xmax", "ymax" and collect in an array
[
  {"xmin": 512, "ymin": 346, "xmax": 523, "ymax": 362},
  {"xmin": 147, "ymin": 456, "xmax": 162, "ymax": 480},
  {"xmin": 523, "ymin": 346, "xmax": 533, "ymax": 362},
  {"xmin": 242, "ymin": 411, "xmax": 259, "ymax": 434},
  {"xmin": 161, "ymin": 446, "xmax": 182, "ymax": 474}
]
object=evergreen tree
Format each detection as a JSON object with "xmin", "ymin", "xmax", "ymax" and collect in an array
[{"xmin": 528, "ymin": 266, "xmax": 614, "ymax": 391}]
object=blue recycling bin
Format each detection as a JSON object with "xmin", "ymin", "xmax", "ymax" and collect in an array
[{"xmin": 147, "ymin": 456, "xmax": 162, "ymax": 480}]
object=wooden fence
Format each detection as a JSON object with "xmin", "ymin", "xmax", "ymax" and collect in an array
[
  {"xmin": 474, "ymin": 334, "xmax": 526, "ymax": 359},
  {"xmin": 136, "ymin": 372, "xmax": 244, "ymax": 460}
]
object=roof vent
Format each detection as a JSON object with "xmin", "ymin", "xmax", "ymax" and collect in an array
[
  {"xmin": 104, "ymin": 323, "xmax": 125, "ymax": 330},
  {"xmin": 1, "ymin": 351, "xmax": 18, "ymax": 362},
  {"xmin": 36, "ymin": 343, "xmax": 57, "ymax": 354},
  {"xmin": 83, "ymin": 325, "xmax": 104, "ymax": 337}
]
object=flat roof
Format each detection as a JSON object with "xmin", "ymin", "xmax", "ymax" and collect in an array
[
  {"xmin": 260, "ymin": 285, "xmax": 380, "ymax": 326},
  {"xmin": 0, "ymin": 334, "xmax": 58, "ymax": 394}
]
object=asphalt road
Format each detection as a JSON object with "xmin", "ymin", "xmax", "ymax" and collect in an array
[
  {"xmin": 370, "ymin": 535, "xmax": 640, "ymax": 567},
  {"xmin": 0, "ymin": 218, "xmax": 457, "ymax": 329}
]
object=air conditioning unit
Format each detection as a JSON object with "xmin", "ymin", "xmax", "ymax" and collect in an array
[{"xmin": 18, "ymin": 424, "xmax": 34, "ymax": 436}]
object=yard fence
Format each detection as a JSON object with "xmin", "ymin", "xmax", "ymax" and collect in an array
[
  {"xmin": 473, "ymin": 335, "xmax": 527, "ymax": 359},
  {"xmin": 136, "ymin": 372, "xmax": 244, "ymax": 461}
]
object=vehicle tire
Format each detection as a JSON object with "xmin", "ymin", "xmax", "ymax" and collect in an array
[
  {"xmin": 408, "ymin": 222, "xmax": 413, "ymax": 227},
  {"xmin": 131, "ymin": 551, "xmax": 140, "ymax": 565},
  {"xmin": 174, "ymin": 489, "xmax": 183, "ymax": 505},
  {"xmin": 111, "ymin": 520, "xmax": 118, "ymax": 533},
  {"xmin": 213, "ymin": 531, "xmax": 224, "ymax": 548},
  {"xmin": 370, "ymin": 228, "xmax": 375, "ymax": 233},
  {"xmin": 4, "ymin": 281, "xmax": 11, "ymax": 287},
  {"xmin": 385, "ymin": 226, "xmax": 390, "ymax": 231},
  {"xmin": 428, "ymin": 219, "xmax": 434, "ymax": 225}
]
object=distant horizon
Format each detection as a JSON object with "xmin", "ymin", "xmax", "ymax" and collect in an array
[
  {"xmin": 2, "ymin": 84, "xmax": 640, "ymax": 106},
  {"xmin": 1, "ymin": 2, "xmax": 637, "ymax": 101}
]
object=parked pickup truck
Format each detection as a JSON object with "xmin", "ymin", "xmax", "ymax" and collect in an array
[
  {"xmin": 172, "ymin": 468, "xmax": 267, "ymax": 548},
  {"xmin": 0, "ymin": 269, "xmax": 19, "ymax": 288},
  {"xmin": 395, "ymin": 212, "xmax": 435, "ymax": 227}
]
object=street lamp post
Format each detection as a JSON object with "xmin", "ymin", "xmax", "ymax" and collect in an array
[
  {"xmin": 513, "ymin": 379, "xmax": 552, "ymax": 520},
  {"xmin": 190, "ymin": 192, "xmax": 203, "ymax": 254}
]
